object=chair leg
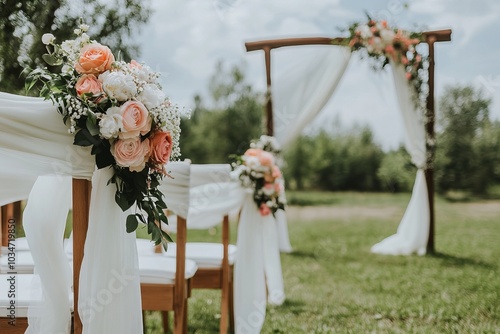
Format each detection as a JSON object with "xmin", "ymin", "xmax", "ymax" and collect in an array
[
  {"xmin": 161, "ymin": 311, "xmax": 170, "ymax": 334},
  {"xmin": 228, "ymin": 277, "xmax": 235, "ymax": 333},
  {"xmin": 183, "ymin": 300, "xmax": 188, "ymax": 334},
  {"xmin": 173, "ymin": 306, "xmax": 185, "ymax": 334},
  {"xmin": 220, "ymin": 281, "xmax": 229, "ymax": 333}
]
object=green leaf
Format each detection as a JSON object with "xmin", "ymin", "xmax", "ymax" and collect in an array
[
  {"xmin": 161, "ymin": 229, "xmax": 173, "ymax": 243},
  {"xmin": 86, "ymin": 113, "xmax": 100, "ymax": 136},
  {"xmin": 115, "ymin": 192, "xmax": 133, "ymax": 211},
  {"xmin": 42, "ymin": 54, "xmax": 62, "ymax": 66},
  {"xmin": 74, "ymin": 128, "xmax": 95, "ymax": 146},
  {"xmin": 126, "ymin": 214, "xmax": 139, "ymax": 233},
  {"xmin": 95, "ymin": 149, "xmax": 114, "ymax": 169}
]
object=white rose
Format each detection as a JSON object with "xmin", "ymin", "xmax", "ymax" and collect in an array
[
  {"xmin": 372, "ymin": 37, "xmax": 384, "ymax": 53},
  {"xmin": 137, "ymin": 84, "xmax": 165, "ymax": 109},
  {"xmin": 99, "ymin": 107, "xmax": 123, "ymax": 139},
  {"xmin": 380, "ymin": 29, "xmax": 395, "ymax": 44},
  {"xmin": 61, "ymin": 40, "xmax": 75, "ymax": 53},
  {"xmin": 133, "ymin": 64, "xmax": 155, "ymax": 83},
  {"xmin": 244, "ymin": 156, "xmax": 261, "ymax": 170},
  {"xmin": 99, "ymin": 71, "xmax": 137, "ymax": 101},
  {"xmin": 356, "ymin": 25, "xmax": 372, "ymax": 39},
  {"xmin": 42, "ymin": 33, "xmax": 55, "ymax": 45}
]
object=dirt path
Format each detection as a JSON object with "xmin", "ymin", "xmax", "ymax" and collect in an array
[{"xmin": 285, "ymin": 201, "xmax": 499, "ymax": 221}]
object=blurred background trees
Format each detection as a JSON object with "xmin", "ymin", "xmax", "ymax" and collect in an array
[{"xmin": 0, "ymin": 0, "xmax": 151, "ymax": 93}]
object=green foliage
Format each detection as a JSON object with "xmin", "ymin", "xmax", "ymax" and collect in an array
[
  {"xmin": 435, "ymin": 85, "xmax": 500, "ymax": 195},
  {"xmin": 180, "ymin": 62, "xmax": 263, "ymax": 163},
  {"xmin": 0, "ymin": 0, "xmax": 151, "ymax": 94},
  {"xmin": 283, "ymin": 124, "xmax": 384, "ymax": 191},
  {"xmin": 377, "ymin": 146, "xmax": 417, "ymax": 192}
]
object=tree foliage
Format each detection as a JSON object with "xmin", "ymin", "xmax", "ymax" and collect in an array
[
  {"xmin": 0, "ymin": 0, "xmax": 151, "ymax": 93},
  {"xmin": 435, "ymin": 85, "xmax": 500, "ymax": 195},
  {"xmin": 283, "ymin": 124, "xmax": 384, "ymax": 191}
]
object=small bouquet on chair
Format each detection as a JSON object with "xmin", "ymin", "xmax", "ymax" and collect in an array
[
  {"xmin": 232, "ymin": 147, "xmax": 286, "ymax": 216},
  {"xmin": 24, "ymin": 20, "xmax": 183, "ymax": 248}
]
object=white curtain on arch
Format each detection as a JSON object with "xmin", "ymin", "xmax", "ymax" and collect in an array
[
  {"xmin": 271, "ymin": 45, "xmax": 352, "ymax": 253},
  {"xmin": 271, "ymin": 46, "xmax": 429, "ymax": 256},
  {"xmin": 370, "ymin": 63, "xmax": 429, "ymax": 256},
  {"xmin": 0, "ymin": 92, "xmax": 143, "ymax": 333}
]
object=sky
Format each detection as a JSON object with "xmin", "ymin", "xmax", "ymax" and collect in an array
[{"xmin": 137, "ymin": 0, "xmax": 500, "ymax": 150}]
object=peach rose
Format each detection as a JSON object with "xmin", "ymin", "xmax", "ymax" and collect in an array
[
  {"xmin": 75, "ymin": 74, "xmax": 102, "ymax": 97},
  {"xmin": 271, "ymin": 165, "xmax": 281, "ymax": 179},
  {"xmin": 75, "ymin": 43, "xmax": 115, "ymax": 75},
  {"xmin": 112, "ymin": 137, "xmax": 150, "ymax": 172},
  {"xmin": 259, "ymin": 203, "xmax": 271, "ymax": 216},
  {"xmin": 129, "ymin": 60, "xmax": 142, "ymax": 69},
  {"xmin": 119, "ymin": 101, "xmax": 152, "ymax": 139},
  {"xmin": 149, "ymin": 131, "xmax": 173, "ymax": 165},
  {"xmin": 244, "ymin": 148, "xmax": 260, "ymax": 157},
  {"xmin": 259, "ymin": 151, "xmax": 274, "ymax": 167}
]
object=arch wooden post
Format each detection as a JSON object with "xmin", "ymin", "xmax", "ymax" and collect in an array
[
  {"xmin": 245, "ymin": 29, "xmax": 451, "ymax": 254},
  {"xmin": 72, "ymin": 178, "xmax": 92, "ymax": 334}
]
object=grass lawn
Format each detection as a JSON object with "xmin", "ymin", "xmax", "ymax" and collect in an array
[{"xmin": 140, "ymin": 192, "xmax": 500, "ymax": 333}]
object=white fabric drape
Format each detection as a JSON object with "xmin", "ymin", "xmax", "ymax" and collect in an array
[
  {"xmin": 371, "ymin": 63, "xmax": 429, "ymax": 256},
  {"xmin": 272, "ymin": 45, "xmax": 351, "ymax": 148},
  {"xmin": 271, "ymin": 45, "xmax": 351, "ymax": 254},
  {"xmin": 24, "ymin": 176, "xmax": 72, "ymax": 334},
  {"xmin": 234, "ymin": 194, "xmax": 284, "ymax": 334},
  {"xmin": 78, "ymin": 168, "xmax": 142, "ymax": 334},
  {"xmin": 0, "ymin": 92, "xmax": 142, "ymax": 333}
]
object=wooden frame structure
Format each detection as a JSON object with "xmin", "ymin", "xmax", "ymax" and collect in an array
[{"xmin": 245, "ymin": 29, "xmax": 452, "ymax": 253}]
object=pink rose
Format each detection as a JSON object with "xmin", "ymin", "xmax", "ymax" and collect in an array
[
  {"xmin": 75, "ymin": 43, "xmax": 115, "ymax": 75},
  {"xmin": 259, "ymin": 151, "xmax": 274, "ymax": 167},
  {"xmin": 401, "ymin": 56, "xmax": 409, "ymax": 65},
  {"xmin": 112, "ymin": 137, "xmax": 150, "ymax": 172},
  {"xmin": 272, "ymin": 165, "xmax": 281, "ymax": 179},
  {"xmin": 245, "ymin": 148, "xmax": 260, "ymax": 157},
  {"xmin": 129, "ymin": 60, "xmax": 143, "ymax": 69},
  {"xmin": 149, "ymin": 131, "xmax": 173, "ymax": 165},
  {"xmin": 405, "ymin": 72, "xmax": 412, "ymax": 80},
  {"xmin": 259, "ymin": 203, "xmax": 271, "ymax": 216},
  {"xmin": 75, "ymin": 74, "xmax": 102, "ymax": 97},
  {"xmin": 119, "ymin": 101, "xmax": 151, "ymax": 139}
]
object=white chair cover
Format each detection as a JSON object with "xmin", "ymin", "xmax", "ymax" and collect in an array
[{"xmin": 0, "ymin": 92, "xmax": 143, "ymax": 333}]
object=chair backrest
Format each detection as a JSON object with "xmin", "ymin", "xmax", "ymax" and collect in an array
[{"xmin": 161, "ymin": 161, "xmax": 191, "ymax": 311}]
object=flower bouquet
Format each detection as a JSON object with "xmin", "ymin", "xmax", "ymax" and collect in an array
[
  {"xmin": 232, "ymin": 147, "xmax": 286, "ymax": 216},
  {"xmin": 25, "ymin": 22, "xmax": 182, "ymax": 248},
  {"xmin": 343, "ymin": 15, "xmax": 427, "ymax": 110}
]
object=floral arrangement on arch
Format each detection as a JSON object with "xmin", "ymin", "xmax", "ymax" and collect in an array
[
  {"xmin": 25, "ymin": 22, "xmax": 182, "ymax": 247},
  {"xmin": 343, "ymin": 15, "xmax": 427, "ymax": 110},
  {"xmin": 232, "ymin": 145, "xmax": 286, "ymax": 216}
]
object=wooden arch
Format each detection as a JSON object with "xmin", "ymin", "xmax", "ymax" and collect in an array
[{"xmin": 245, "ymin": 29, "xmax": 452, "ymax": 253}]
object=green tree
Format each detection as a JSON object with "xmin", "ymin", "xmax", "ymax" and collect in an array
[
  {"xmin": 435, "ymin": 85, "xmax": 497, "ymax": 195},
  {"xmin": 284, "ymin": 124, "xmax": 384, "ymax": 191},
  {"xmin": 179, "ymin": 62, "xmax": 263, "ymax": 163},
  {"xmin": 377, "ymin": 146, "xmax": 416, "ymax": 192},
  {"xmin": 0, "ymin": 0, "xmax": 151, "ymax": 93}
]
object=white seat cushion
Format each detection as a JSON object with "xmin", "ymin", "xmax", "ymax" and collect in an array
[
  {"xmin": 0, "ymin": 274, "xmax": 73, "ymax": 317},
  {"xmin": 0, "ymin": 251, "xmax": 34, "ymax": 274},
  {"xmin": 166, "ymin": 242, "xmax": 237, "ymax": 269},
  {"xmin": 138, "ymin": 256, "xmax": 197, "ymax": 284}
]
